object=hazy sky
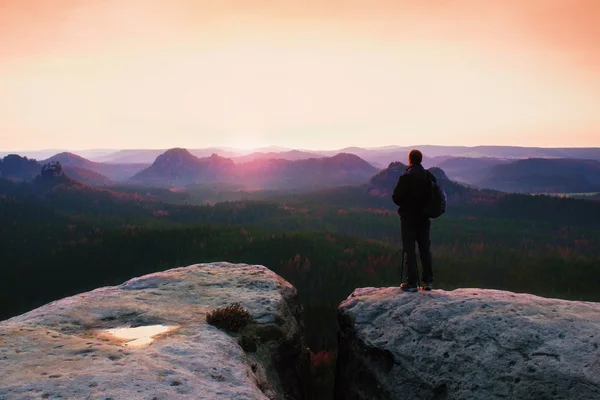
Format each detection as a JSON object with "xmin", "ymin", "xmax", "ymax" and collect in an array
[{"xmin": 1, "ymin": 0, "xmax": 599, "ymax": 151}]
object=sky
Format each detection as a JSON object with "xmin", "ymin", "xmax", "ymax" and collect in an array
[{"xmin": 1, "ymin": 0, "xmax": 599, "ymax": 151}]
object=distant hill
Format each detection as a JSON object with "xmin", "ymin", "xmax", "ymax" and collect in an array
[
  {"xmin": 130, "ymin": 149, "xmax": 236, "ymax": 186},
  {"xmin": 188, "ymin": 149, "xmax": 241, "ymax": 159},
  {"xmin": 96, "ymin": 148, "xmax": 240, "ymax": 164},
  {"xmin": 312, "ymin": 146, "xmax": 600, "ymax": 167},
  {"xmin": 44, "ymin": 152, "xmax": 95, "ymax": 169},
  {"xmin": 249, "ymin": 146, "xmax": 291, "ymax": 153},
  {"xmin": 130, "ymin": 149, "xmax": 378, "ymax": 189},
  {"xmin": 232, "ymin": 150, "xmax": 322, "ymax": 163},
  {"xmin": 62, "ymin": 166, "xmax": 113, "ymax": 186},
  {"xmin": 0, "ymin": 156, "xmax": 112, "ymax": 188},
  {"xmin": 94, "ymin": 149, "xmax": 168, "ymax": 164},
  {"xmin": 43, "ymin": 152, "xmax": 148, "ymax": 181},
  {"xmin": 433, "ymin": 157, "xmax": 512, "ymax": 184},
  {"xmin": 448, "ymin": 146, "xmax": 600, "ymax": 160},
  {"xmin": 477, "ymin": 158, "xmax": 600, "ymax": 193},
  {"xmin": 235, "ymin": 153, "xmax": 379, "ymax": 189},
  {"xmin": 0, "ymin": 155, "xmax": 40, "ymax": 181},
  {"xmin": 1, "ymin": 149, "xmax": 117, "ymax": 161},
  {"xmin": 0, "ymin": 153, "xmax": 112, "ymax": 187}
]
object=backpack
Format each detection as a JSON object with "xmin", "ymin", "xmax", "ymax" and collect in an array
[{"xmin": 423, "ymin": 176, "xmax": 447, "ymax": 219}]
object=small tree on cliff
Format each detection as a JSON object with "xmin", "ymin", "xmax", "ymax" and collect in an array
[{"xmin": 40, "ymin": 162, "xmax": 63, "ymax": 180}]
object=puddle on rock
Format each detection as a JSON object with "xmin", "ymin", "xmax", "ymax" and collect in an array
[{"xmin": 103, "ymin": 325, "xmax": 178, "ymax": 348}]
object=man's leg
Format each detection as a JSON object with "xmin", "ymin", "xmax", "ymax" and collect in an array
[
  {"xmin": 401, "ymin": 217, "xmax": 418, "ymax": 286},
  {"xmin": 417, "ymin": 218, "xmax": 433, "ymax": 284}
]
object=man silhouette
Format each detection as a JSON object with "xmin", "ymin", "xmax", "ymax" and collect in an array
[{"xmin": 392, "ymin": 149, "xmax": 435, "ymax": 292}]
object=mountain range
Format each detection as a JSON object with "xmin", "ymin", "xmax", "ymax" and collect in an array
[
  {"xmin": 43, "ymin": 152, "xmax": 149, "ymax": 182},
  {"xmin": 114, "ymin": 145, "xmax": 600, "ymax": 168},
  {"xmin": 94, "ymin": 148, "xmax": 242, "ymax": 164},
  {"xmin": 432, "ymin": 157, "xmax": 512, "ymax": 184},
  {"xmin": 130, "ymin": 148, "xmax": 379, "ymax": 189},
  {"xmin": 427, "ymin": 156, "xmax": 600, "ymax": 193},
  {"xmin": 3, "ymin": 145, "xmax": 600, "ymax": 194},
  {"xmin": 476, "ymin": 158, "xmax": 600, "ymax": 194},
  {"xmin": 8, "ymin": 145, "xmax": 599, "ymax": 167}
]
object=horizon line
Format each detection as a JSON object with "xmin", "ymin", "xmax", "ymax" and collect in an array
[{"xmin": 3, "ymin": 143, "xmax": 600, "ymax": 154}]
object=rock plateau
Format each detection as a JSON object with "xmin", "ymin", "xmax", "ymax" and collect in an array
[
  {"xmin": 0, "ymin": 262, "xmax": 309, "ymax": 400},
  {"xmin": 336, "ymin": 287, "xmax": 600, "ymax": 400}
]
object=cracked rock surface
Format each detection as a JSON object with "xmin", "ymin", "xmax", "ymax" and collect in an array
[
  {"xmin": 335, "ymin": 287, "xmax": 600, "ymax": 400},
  {"xmin": 0, "ymin": 262, "xmax": 309, "ymax": 400}
]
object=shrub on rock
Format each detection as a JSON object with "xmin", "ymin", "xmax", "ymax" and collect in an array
[{"xmin": 206, "ymin": 302, "xmax": 252, "ymax": 332}]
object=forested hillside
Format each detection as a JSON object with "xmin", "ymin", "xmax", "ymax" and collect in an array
[{"xmin": 2, "ymin": 175, "xmax": 599, "ymax": 398}]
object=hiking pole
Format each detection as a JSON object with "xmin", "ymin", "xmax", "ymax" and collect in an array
[{"xmin": 400, "ymin": 250, "xmax": 404, "ymax": 285}]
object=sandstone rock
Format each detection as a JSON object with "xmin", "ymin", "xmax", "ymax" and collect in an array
[
  {"xmin": 335, "ymin": 288, "xmax": 600, "ymax": 400},
  {"xmin": 0, "ymin": 262, "xmax": 310, "ymax": 400}
]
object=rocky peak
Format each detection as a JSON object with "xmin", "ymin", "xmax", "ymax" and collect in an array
[
  {"xmin": 0, "ymin": 263, "xmax": 310, "ymax": 400},
  {"xmin": 40, "ymin": 161, "xmax": 64, "ymax": 180},
  {"xmin": 387, "ymin": 161, "xmax": 407, "ymax": 170},
  {"xmin": 153, "ymin": 148, "xmax": 199, "ymax": 167},
  {"xmin": 367, "ymin": 162, "xmax": 406, "ymax": 195},
  {"xmin": 335, "ymin": 287, "xmax": 600, "ymax": 400},
  {"xmin": 428, "ymin": 166, "xmax": 450, "ymax": 181},
  {"xmin": 202, "ymin": 153, "xmax": 235, "ymax": 168}
]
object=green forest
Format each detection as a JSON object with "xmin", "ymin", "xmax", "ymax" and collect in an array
[{"xmin": 1, "ymin": 176, "xmax": 600, "ymax": 398}]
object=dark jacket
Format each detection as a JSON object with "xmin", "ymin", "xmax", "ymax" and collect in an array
[{"xmin": 392, "ymin": 164, "xmax": 436, "ymax": 218}]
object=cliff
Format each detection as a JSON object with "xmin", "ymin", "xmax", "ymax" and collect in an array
[
  {"xmin": 6, "ymin": 265, "xmax": 600, "ymax": 400},
  {"xmin": 0, "ymin": 262, "xmax": 310, "ymax": 400},
  {"xmin": 336, "ymin": 287, "xmax": 600, "ymax": 400}
]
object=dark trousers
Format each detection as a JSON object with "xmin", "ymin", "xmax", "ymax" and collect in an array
[{"xmin": 401, "ymin": 216, "xmax": 433, "ymax": 285}]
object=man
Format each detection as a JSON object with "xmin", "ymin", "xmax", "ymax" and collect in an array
[{"xmin": 392, "ymin": 149, "xmax": 435, "ymax": 292}]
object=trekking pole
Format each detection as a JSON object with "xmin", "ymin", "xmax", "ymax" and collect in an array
[{"xmin": 399, "ymin": 250, "xmax": 404, "ymax": 284}]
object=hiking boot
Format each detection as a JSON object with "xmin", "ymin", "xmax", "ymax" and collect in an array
[
  {"xmin": 421, "ymin": 282, "xmax": 432, "ymax": 291},
  {"xmin": 400, "ymin": 282, "xmax": 418, "ymax": 292}
]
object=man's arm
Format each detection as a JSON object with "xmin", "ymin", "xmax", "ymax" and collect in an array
[{"xmin": 392, "ymin": 175, "xmax": 406, "ymax": 206}]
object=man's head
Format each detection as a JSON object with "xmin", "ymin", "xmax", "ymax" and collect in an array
[{"xmin": 408, "ymin": 149, "xmax": 423, "ymax": 166}]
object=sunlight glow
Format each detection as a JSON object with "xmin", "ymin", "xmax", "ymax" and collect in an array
[{"xmin": 0, "ymin": 0, "xmax": 599, "ymax": 150}]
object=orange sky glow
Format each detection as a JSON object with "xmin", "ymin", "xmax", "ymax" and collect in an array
[{"xmin": 1, "ymin": 0, "xmax": 599, "ymax": 151}]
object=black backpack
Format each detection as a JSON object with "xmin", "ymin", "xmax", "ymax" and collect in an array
[{"xmin": 424, "ymin": 175, "xmax": 447, "ymax": 219}]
